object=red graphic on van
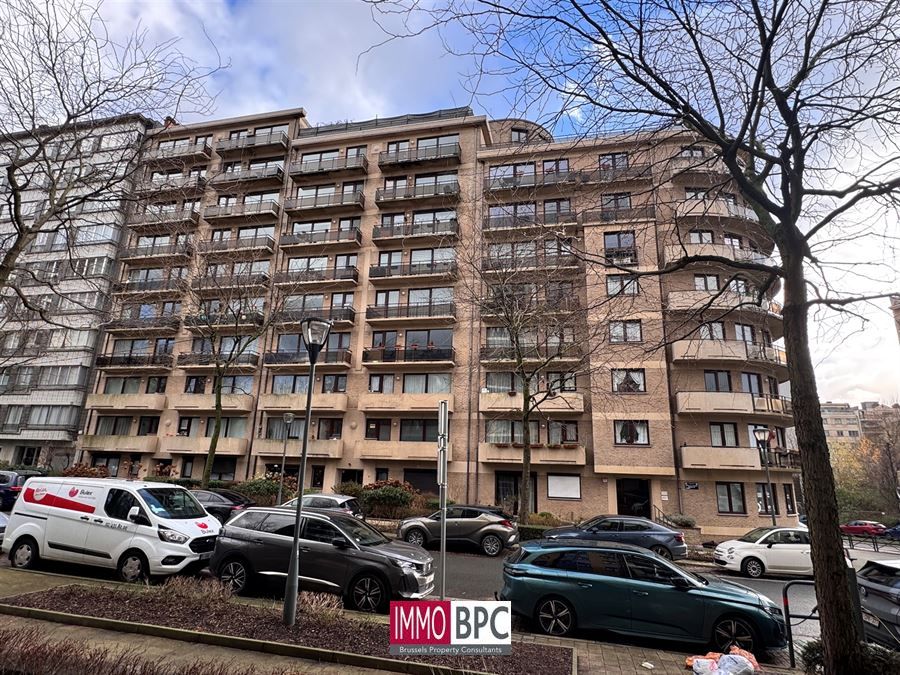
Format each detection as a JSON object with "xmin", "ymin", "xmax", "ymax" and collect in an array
[
  {"xmin": 196, "ymin": 522, "xmax": 209, "ymax": 530},
  {"xmin": 69, "ymin": 487, "xmax": 79, "ymax": 498},
  {"xmin": 23, "ymin": 486, "xmax": 96, "ymax": 514}
]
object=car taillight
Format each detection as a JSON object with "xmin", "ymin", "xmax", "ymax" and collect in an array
[
  {"xmin": 500, "ymin": 519, "xmax": 513, "ymax": 528},
  {"xmin": 675, "ymin": 532, "xmax": 685, "ymax": 543},
  {"xmin": 9, "ymin": 486, "xmax": 21, "ymax": 493}
]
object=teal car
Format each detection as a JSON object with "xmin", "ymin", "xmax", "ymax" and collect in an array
[{"xmin": 499, "ymin": 540, "xmax": 786, "ymax": 654}]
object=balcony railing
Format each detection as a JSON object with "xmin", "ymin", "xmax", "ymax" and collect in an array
[
  {"xmin": 195, "ymin": 235, "xmax": 275, "ymax": 254},
  {"xmin": 275, "ymin": 307, "xmax": 356, "ymax": 324},
  {"xmin": 203, "ymin": 201, "xmax": 281, "ymax": 220},
  {"xmin": 369, "ymin": 261, "xmax": 457, "ymax": 278},
  {"xmin": 120, "ymin": 242, "xmax": 193, "ymax": 260},
  {"xmin": 279, "ymin": 227, "xmax": 362, "ymax": 247},
  {"xmin": 285, "ymin": 192, "xmax": 365, "ymax": 211},
  {"xmin": 481, "ymin": 255, "xmax": 580, "ymax": 271},
  {"xmin": 290, "ymin": 155, "xmax": 368, "ymax": 176},
  {"xmin": 482, "ymin": 211, "xmax": 579, "ymax": 230},
  {"xmin": 579, "ymin": 164, "xmax": 652, "ymax": 184},
  {"xmin": 480, "ymin": 344, "xmax": 582, "ymax": 361},
  {"xmin": 115, "ymin": 278, "xmax": 183, "ymax": 293},
  {"xmin": 145, "ymin": 141, "xmax": 211, "ymax": 162},
  {"xmin": 105, "ymin": 315, "xmax": 180, "ymax": 331},
  {"xmin": 603, "ymin": 247, "xmax": 640, "ymax": 266},
  {"xmin": 272, "ymin": 267, "xmax": 358, "ymax": 285},
  {"xmin": 184, "ymin": 311, "xmax": 264, "ymax": 327},
  {"xmin": 580, "ymin": 206, "xmax": 656, "ymax": 222},
  {"xmin": 375, "ymin": 182, "xmax": 460, "ymax": 202},
  {"xmin": 365, "ymin": 302, "xmax": 456, "ymax": 320},
  {"xmin": 671, "ymin": 339, "xmax": 787, "ymax": 366},
  {"xmin": 191, "ymin": 273, "xmax": 270, "ymax": 290},
  {"xmin": 136, "ymin": 175, "xmax": 206, "ymax": 193},
  {"xmin": 214, "ymin": 131, "xmax": 288, "ymax": 153},
  {"xmin": 372, "ymin": 219, "xmax": 458, "ymax": 240},
  {"xmin": 362, "ymin": 347, "xmax": 455, "ymax": 363},
  {"xmin": 208, "ymin": 165, "xmax": 284, "ymax": 184},
  {"xmin": 263, "ymin": 349, "xmax": 352, "ymax": 365},
  {"xmin": 96, "ymin": 354, "xmax": 173, "ymax": 368},
  {"xmin": 177, "ymin": 352, "xmax": 259, "ymax": 367},
  {"xmin": 378, "ymin": 143, "xmax": 461, "ymax": 165},
  {"xmin": 484, "ymin": 170, "xmax": 580, "ymax": 191},
  {"xmin": 128, "ymin": 208, "xmax": 199, "ymax": 229}
]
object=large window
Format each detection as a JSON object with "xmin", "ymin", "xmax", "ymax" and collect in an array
[
  {"xmin": 614, "ymin": 420, "xmax": 649, "ymax": 445},
  {"xmin": 403, "ymin": 373, "xmax": 451, "ymax": 393},
  {"xmin": 607, "ymin": 274, "xmax": 639, "ymax": 296},
  {"xmin": 549, "ymin": 421, "xmax": 578, "ymax": 444},
  {"xmin": 716, "ymin": 482, "xmax": 746, "ymax": 514},
  {"xmin": 756, "ymin": 483, "xmax": 780, "ymax": 515},
  {"xmin": 612, "ymin": 369, "xmax": 645, "ymax": 393},
  {"xmin": 205, "ymin": 417, "xmax": 247, "ymax": 438},
  {"xmin": 784, "ymin": 484, "xmax": 797, "ymax": 514},
  {"xmin": 400, "ymin": 419, "xmax": 439, "ymax": 442},
  {"xmin": 486, "ymin": 372, "xmax": 523, "ymax": 393},
  {"xmin": 272, "ymin": 374, "xmax": 309, "ymax": 395},
  {"xmin": 104, "ymin": 377, "xmax": 141, "ymax": 394},
  {"xmin": 365, "ymin": 418, "xmax": 392, "ymax": 441},
  {"xmin": 317, "ymin": 418, "xmax": 343, "ymax": 440},
  {"xmin": 704, "ymin": 370, "xmax": 732, "ymax": 392},
  {"xmin": 486, "ymin": 419, "xmax": 539, "ymax": 444},
  {"xmin": 610, "ymin": 320, "xmax": 642, "ymax": 342},
  {"xmin": 710, "ymin": 422, "xmax": 739, "ymax": 447},
  {"xmin": 216, "ymin": 375, "xmax": 253, "ymax": 394},
  {"xmin": 547, "ymin": 474, "xmax": 581, "ymax": 500},
  {"xmin": 96, "ymin": 416, "xmax": 131, "ymax": 436},
  {"xmin": 265, "ymin": 417, "xmax": 305, "ymax": 440}
]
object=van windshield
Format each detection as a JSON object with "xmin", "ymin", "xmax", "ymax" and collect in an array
[{"xmin": 138, "ymin": 488, "xmax": 206, "ymax": 519}]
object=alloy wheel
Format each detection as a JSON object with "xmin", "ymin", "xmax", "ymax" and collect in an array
[
  {"xmin": 713, "ymin": 618, "xmax": 755, "ymax": 652},
  {"xmin": 652, "ymin": 545, "xmax": 672, "ymax": 560},
  {"xmin": 352, "ymin": 576, "xmax": 383, "ymax": 612},
  {"xmin": 221, "ymin": 561, "xmax": 248, "ymax": 593},
  {"xmin": 537, "ymin": 599, "xmax": 573, "ymax": 636},
  {"xmin": 482, "ymin": 535, "xmax": 502, "ymax": 556},
  {"xmin": 406, "ymin": 529, "xmax": 425, "ymax": 547}
]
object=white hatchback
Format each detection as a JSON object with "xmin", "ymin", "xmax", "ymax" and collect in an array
[{"xmin": 714, "ymin": 527, "xmax": 812, "ymax": 578}]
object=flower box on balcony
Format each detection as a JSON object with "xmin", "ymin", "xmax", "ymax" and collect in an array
[
  {"xmin": 563, "ymin": 443, "xmax": 579, "ymax": 449},
  {"xmin": 494, "ymin": 442, "xmax": 510, "ymax": 448},
  {"xmin": 547, "ymin": 444, "xmax": 562, "ymax": 449},
  {"xmin": 512, "ymin": 442, "xmax": 525, "ymax": 448}
]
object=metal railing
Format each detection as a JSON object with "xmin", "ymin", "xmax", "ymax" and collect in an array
[
  {"xmin": 177, "ymin": 352, "xmax": 259, "ymax": 367},
  {"xmin": 479, "ymin": 344, "xmax": 582, "ymax": 360},
  {"xmin": 202, "ymin": 201, "xmax": 281, "ymax": 219},
  {"xmin": 284, "ymin": 192, "xmax": 365, "ymax": 210},
  {"xmin": 136, "ymin": 175, "xmax": 206, "ymax": 193},
  {"xmin": 275, "ymin": 307, "xmax": 356, "ymax": 323},
  {"xmin": 120, "ymin": 242, "xmax": 193, "ymax": 259},
  {"xmin": 272, "ymin": 267, "xmax": 359, "ymax": 284},
  {"xmin": 263, "ymin": 349, "xmax": 352, "ymax": 365},
  {"xmin": 105, "ymin": 316, "xmax": 180, "ymax": 331},
  {"xmin": 362, "ymin": 347, "xmax": 455, "ymax": 363},
  {"xmin": 96, "ymin": 354, "xmax": 173, "ymax": 368},
  {"xmin": 369, "ymin": 261, "xmax": 457, "ymax": 278},
  {"xmin": 129, "ymin": 208, "xmax": 199, "ymax": 228},
  {"xmin": 290, "ymin": 155, "xmax": 368, "ymax": 175},
  {"xmin": 214, "ymin": 131, "xmax": 288, "ymax": 153},
  {"xmin": 184, "ymin": 311, "xmax": 264, "ymax": 326},
  {"xmin": 190, "ymin": 273, "xmax": 270, "ymax": 290},
  {"xmin": 372, "ymin": 219, "xmax": 458, "ymax": 239},
  {"xmin": 378, "ymin": 143, "xmax": 461, "ymax": 165},
  {"xmin": 482, "ymin": 211, "xmax": 579, "ymax": 230},
  {"xmin": 195, "ymin": 235, "xmax": 275, "ymax": 253},
  {"xmin": 375, "ymin": 182, "xmax": 460, "ymax": 201},
  {"xmin": 280, "ymin": 228, "xmax": 362, "ymax": 246},
  {"xmin": 115, "ymin": 278, "xmax": 183, "ymax": 293},
  {"xmin": 145, "ymin": 141, "xmax": 211, "ymax": 161},
  {"xmin": 209, "ymin": 165, "xmax": 284, "ymax": 183},
  {"xmin": 581, "ymin": 205, "xmax": 656, "ymax": 222},
  {"xmin": 365, "ymin": 302, "xmax": 456, "ymax": 320}
]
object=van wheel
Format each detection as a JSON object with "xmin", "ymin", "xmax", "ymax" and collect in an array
[
  {"xmin": 118, "ymin": 551, "xmax": 149, "ymax": 583},
  {"xmin": 10, "ymin": 537, "xmax": 39, "ymax": 570},
  {"xmin": 481, "ymin": 534, "xmax": 503, "ymax": 557},
  {"xmin": 219, "ymin": 558, "xmax": 252, "ymax": 595},
  {"xmin": 347, "ymin": 573, "xmax": 388, "ymax": 613}
]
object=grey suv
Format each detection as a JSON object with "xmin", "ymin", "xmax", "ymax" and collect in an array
[
  {"xmin": 210, "ymin": 507, "xmax": 433, "ymax": 613},
  {"xmin": 398, "ymin": 505, "xmax": 519, "ymax": 556}
]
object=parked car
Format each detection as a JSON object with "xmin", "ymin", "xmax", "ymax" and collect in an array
[
  {"xmin": 281, "ymin": 493, "xmax": 363, "ymax": 519},
  {"xmin": 714, "ymin": 527, "xmax": 813, "ymax": 578},
  {"xmin": 841, "ymin": 520, "xmax": 887, "ymax": 537},
  {"xmin": 857, "ymin": 559, "xmax": 900, "ymax": 650},
  {"xmin": 882, "ymin": 524, "xmax": 900, "ymax": 541},
  {"xmin": 191, "ymin": 488, "xmax": 256, "ymax": 523},
  {"xmin": 211, "ymin": 507, "xmax": 433, "ymax": 612},
  {"xmin": 0, "ymin": 511, "xmax": 7, "ymax": 547},
  {"xmin": 398, "ymin": 505, "xmax": 518, "ymax": 556},
  {"xmin": 543, "ymin": 515, "xmax": 687, "ymax": 560},
  {"xmin": 0, "ymin": 470, "xmax": 43, "ymax": 511},
  {"xmin": 2, "ymin": 477, "xmax": 221, "ymax": 581},
  {"xmin": 500, "ymin": 539, "xmax": 787, "ymax": 653}
]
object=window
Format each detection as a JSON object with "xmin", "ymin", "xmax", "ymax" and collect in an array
[
  {"xmin": 265, "ymin": 417, "xmax": 304, "ymax": 440},
  {"xmin": 614, "ymin": 420, "xmax": 649, "ymax": 445},
  {"xmin": 694, "ymin": 274, "xmax": 719, "ymax": 291},
  {"xmin": 486, "ymin": 419, "xmax": 538, "ymax": 444},
  {"xmin": 548, "ymin": 421, "xmax": 578, "ymax": 444},
  {"xmin": 784, "ymin": 484, "xmax": 797, "ymax": 514},
  {"xmin": 542, "ymin": 158, "xmax": 570, "ymax": 174},
  {"xmin": 104, "ymin": 377, "xmax": 141, "ymax": 394},
  {"xmin": 680, "ymin": 145, "xmax": 705, "ymax": 158},
  {"xmin": 757, "ymin": 483, "xmax": 780, "ymax": 515},
  {"xmin": 511, "ymin": 128, "xmax": 528, "ymax": 143},
  {"xmin": 400, "ymin": 419, "xmax": 439, "ymax": 442},
  {"xmin": 137, "ymin": 416, "xmax": 159, "ymax": 436},
  {"xmin": 91, "ymin": 454, "xmax": 121, "ymax": 477},
  {"xmin": 600, "ymin": 152, "xmax": 629, "ymax": 169},
  {"xmin": 547, "ymin": 372, "xmax": 576, "ymax": 392},
  {"xmin": 716, "ymin": 482, "xmax": 746, "ymax": 514},
  {"xmin": 623, "ymin": 521, "xmax": 652, "ymax": 532},
  {"xmin": 607, "ymin": 274, "xmax": 639, "ymax": 296},
  {"xmin": 700, "ymin": 322, "xmax": 725, "ymax": 340},
  {"xmin": 705, "ymin": 370, "xmax": 732, "ymax": 392},
  {"xmin": 368, "ymin": 373, "xmax": 394, "ymax": 394},
  {"xmin": 375, "ymin": 467, "xmax": 389, "ymax": 482},
  {"xmin": 322, "ymin": 374, "xmax": 346, "ymax": 393},
  {"xmin": 303, "ymin": 518, "xmax": 342, "ymax": 544},
  {"xmin": 209, "ymin": 458, "xmax": 237, "ymax": 482},
  {"xmin": 205, "ymin": 417, "xmax": 247, "ymax": 438},
  {"xmin": 105, "ymin": 489, "xmax": 139, "ymax": 521},
  {"xmin": 547, "ymin": 474, "xmax": 581, "ymax": 499},
  {"xmin": 217, "ymin": 375, "xmax": 253, "ymax": 394},
  {"xmin": 602, "ymin": 193, "xmax": 631, "ymax": 210},
  {"xmin": 366, "ymin": 418, "xmax": 392, "ymax": 441},
  {"xmin": 311, "ymin": 465, "xmax": 326, "ymax": 489},
  {"xmin": 610, "ymin": 320, "xmax": 642, "ymax": 343},
  {"xmin": 272, "ymin": 374, "xmax": 309, "ymax": 395},
  {"xmin": 741, "ymin": 372, "xmax": 763, "ymax": 395},
  {"xmin": 403, "ymin": 373, "xmax": 450, "ymax": 393},
  {"xmin": 184, "ymin": 376, "xmax": 206, "ymax": 394},
  {"xmin": 735, "ymin": 323, "xmax": 755, "ymax": 343},
  {"xmin": 96, "ymin": 416, "xmax": 131, "ymax": 436},
  {"xmin": 625, "ymin": 555, "xmax": 681, "ymax": 585},
  {"xmin": 146, "ymin": 377, "xmax": 167, "ymax": 394},
  {"xmin": 612, "ymin": 369, "xmax": 645, "ymax": 393},
  {"xmin": 317, "ymin": 418, "xmax": 343, "ymax": 440},
  {"xmin": 710, "ymin": 422, "xmax": 739, "ymax": 447}
]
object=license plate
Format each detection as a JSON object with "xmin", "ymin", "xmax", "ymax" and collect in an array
[
  {"xmin": 198, "ymin": 552, "xmax": 212, "ymax": 561},
  {"xmin": 863, "ymin": 612, "xmax": 880, "ymax": 627},
  {"xmin": 423, "ymin": 574, "xmax": 434, "ymax": 587}
]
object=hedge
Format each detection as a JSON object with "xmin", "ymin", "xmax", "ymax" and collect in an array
[{"xmin": 517, "ymin": 524, "xmax": 558, "ymax": 541}]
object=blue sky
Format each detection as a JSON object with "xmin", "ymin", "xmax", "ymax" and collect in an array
[{"xmin": 99, "ymin": 0, "xmax": 900, "ymax": 405}]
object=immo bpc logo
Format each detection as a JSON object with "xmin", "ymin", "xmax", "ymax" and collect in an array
[{"xmin": 389, "ymin": 600, "xmax": 511, "ymax": 656}]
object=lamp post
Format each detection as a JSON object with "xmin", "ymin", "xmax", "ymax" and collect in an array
[
  {"xmin": 283, "ymin": 317, "xmax": 331, "ymax": 626},
  {"xmin": 276, "ymin": 412, "xmax": 295, "ymax": 505},
  {"xmin": 753, "ymin": 427, "xmax": 778, "ymax": 527}
]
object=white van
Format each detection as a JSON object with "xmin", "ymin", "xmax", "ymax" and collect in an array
[{"xmin": 1, "ymin": 477, "xmax": 221, "ymax": 581}]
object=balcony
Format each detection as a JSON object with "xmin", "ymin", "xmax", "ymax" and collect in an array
[
  {"xmin": 176, "ymin": 352, "xmax": 260, "ymax": 368},
  {"xmin": 202, "ymin": 201, "xmax": 281, "ymax": 222},
  {"xmin": 80, "ymin": 435, "xmax": 159, "ymax": 453},
  {"xmin": 482, "ymin": 211, "xmax": 580, "ymax": 235},
  {"xmin": 274, "ymin": 307, "xmax": 355, "ymax": 326},
  {"xmin": 168, "ymin": 393, "xmax": 255, "ymax": 412},
  {"xmin": 480, "ymin": 254, "xmax": 581, "ymax": 273},
  {"xmin": 579, "ymin": 164, "xmax": 652, "ymax": 184},
  {"xmin": 95, "ymin": 354, "xmax": 173, "ymax": 370},
  {"xmin": 258, "ymin": 392, "xmax": 348, "ymax": 412},
  {"xmin": 675, "ymin": 198, "xmax": 759, "ymax": 223},
  {"xmin": 190, "ymin": 273, "xmax": 270, "ymax": 293},
  {"xmin": 195, "ymin": 235, "xmax": 275, "ymax": 256},
  {"xmin": 86, "ymin": 393, "xmax": 167, "ymax": 411},
  {"xmin": 104, "ymin": 315, "xmax": 180, "ymax": 334},
  {"xmin": 479, "ymin": 345, "xmax": 582, "ymax": 363},
  {"xmin": 253, "ymin": 437, "xmax": 344, "ymax": 459},
  {"xmin": 214, "ymin": 131, "xmax": 288, "ymax": 154},
  {"xmin": 362, "ymin": 347, "xmax": 455, "ymax": 368},
  {"xmin": 184, "ymin": 312, "xmax": 264, "ymax": 329},
  {"xmin": 135, "ymin": 175, "xmax": 207, "ymax": 196},
  {"xmin": 289, "ymin": 155, "xmax": 368, "ymax": 178},
  {"xmin": 284, "ymin": 192, "xmax": 365, "ymax": 213},
  {"xmin": 378, "ymin": 143, "xmax": 461, "ymax": 167},
  {"xmin": 479, "ymin": 442, "xmax": 586, "ymax": 466},
  {"xmin": 144, "ymin": 140, "xmax": 212, "ymax": 163},
  {"xmin": 272, "ymin": 267, "xmax": 358, "ymax": 287},
  {"xmin": 280, "ymin": 227, "xmax": 362, "ymax": 249},
  {"xmin": 120, "ymin": 241, "xmax": 193, "ymax": 263},
  {"xmin": 663, "ymin": 242, "xmax": 773, "ymax": 266},
  {"xmin": 128, "ymin": 208, "xmax": 199, "ymax": 231},
  {"xmin": 671, "ymin": 339, "xmax": 787, "ymax": 371},
  {"xmin": 372, "ymin": 219, "xmax": 459, "ymax": 243},
  {"xmin": 208, "ymin": 165, "xmax": 284, "ymax": 187},
  {"xmin": 667, "ymin": 156, "xmax": 735, "ymax": 178},
  {"xmin": 158, "ymin": 435, "xmax": 249, "ymax": 456},
  {"xmin": 674, "ymin": 391, "xmax": 793, "ymax": 420},
  {"xmin": 484, "ymin": 170, "xmax": 579, "ymax": 193},
  {"xmin": 368, "ymin": 261, "xmax": 457, "ymax": 282},
  {"xmin": 355, "ymin": 440, "xmax": 443, "ymax": 462},
  {"xmin": 479, "ymin": 391, "xmax": 584, "ymax": 415},
  {"xmin": 375, "ymin": 182, "xmax": 460, "ymax": 205},
  {"xmin": 602, "ymin": 247, "xmax": 640, "ymax": 267},
  {"xmin": 365, "ymin": 302, "xmax": 456, "ymax": 324},
  {"xmin": 359, "ymin": 393, "xmax": 454, "ymax": 414},
  {"xmin": 580, "ymin": 206, "xmax": 656, "ymax": 223},
  {"xmin": 666, "ymin": 290, "xmax": 783, "ymax": 319},
  {"xmin": 263, "ymin": 349, "xmax": 352, "ymax": 368},
  {"xmin": 680, "ymin": 446, "xmax": 801, "ymax": 472}
]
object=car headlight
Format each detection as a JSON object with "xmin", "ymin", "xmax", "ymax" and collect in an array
[
  {"xmin": 391, "ymin": 559, "xmax": 422, "ymax": 572},
  {"xmin": 158, "ymin": 528, "xmax": 189, "ymax": 545},
  {"xmin": 766, "ymin": 605, "xmax": 783, "ymax": 618}
]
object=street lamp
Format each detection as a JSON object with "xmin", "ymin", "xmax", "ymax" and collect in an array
[
  {"xmin": 276, "ymin": 412, "xmax": 295, "ymax": 505},
  {"xmin": 283, "ymin": 317, "xmax": 331, "ymax": 626},
  {"xmin": 753, "ymin": 427, "xmax": 778, "ymax": 527}
]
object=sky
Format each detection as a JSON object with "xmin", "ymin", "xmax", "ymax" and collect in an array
[{"xmin": 98, "ymin": 0, "xmax": 900, "ymax": 406}]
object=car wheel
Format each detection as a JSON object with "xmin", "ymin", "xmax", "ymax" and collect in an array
[
  {"xmin": 219, "ymin": 558, "xmax": 251, "ymax": 594},
  {"xmin": 404, "ymin": 528, "xmax": 427, "ymax": 547},
  {"xmin": 117, "ymin": 550, "xmax": 149, "ymax": 583},
  {"xmin": 651, "ymin": 545, "xmax": 673, "ymax": 560},
  {"xmin": 712, "ymin": 616, "xmax": 758, "ymax": 653},
  {"xmin": 481, "ymin": 534, "xmax": 503, "ymax": 557},
  {"xmin": 10, "ymin": 537, "xmax": 39, "ymax": 570},
  {"xmin": 535, "ymin": 597, "xmax": 576, "ymax": 637},
  {"xmin": 741, "ymin": 557, "xmax": 765, "ymax": 579},
  {"xmin": 348, "ymin": 574, "xmax": 388, "ymax": 613}
]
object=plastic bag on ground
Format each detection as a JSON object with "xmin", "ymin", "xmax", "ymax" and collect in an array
[
  {"xmin": 716, "ymin": 654, "xmax": 755, "ymax": 675},
  {"xmin": 692, "ymin": 659, "xmax": 718, "ymax": 674}
]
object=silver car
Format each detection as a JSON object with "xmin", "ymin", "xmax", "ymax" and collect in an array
[
  {"xmin": 281, "ymin": 493, "xmax": 363, "ymax": 518},
  {"xmin": 398, "ymin": 505, "xmax": 518, "ymax": 556}
]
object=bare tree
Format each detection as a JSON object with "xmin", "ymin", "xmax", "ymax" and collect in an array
[{"xmin": 369, "ymin": 1, "xmax": 900, "ymax": 667}]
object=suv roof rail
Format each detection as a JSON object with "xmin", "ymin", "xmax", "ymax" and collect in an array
[{"xmin": 527, "ymin": 538, "xmax": 648, "ymax": 553}]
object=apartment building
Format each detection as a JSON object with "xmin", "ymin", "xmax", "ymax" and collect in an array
[
  {"xmin": 0, "ymin": 116, "xmax": 152, "ymax": 469},
  {"xmin": 820, "ymin": 401, "xmax": 862, "ymax": 442},
  {"xmin": 76, "ymin": 106, "xmax": 797, "ymax": 535},
  {"xmin": 859, "ymin": 401, "xmax": 900, "ymax": 448}
]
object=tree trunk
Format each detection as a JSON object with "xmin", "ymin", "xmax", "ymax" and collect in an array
[
  {"xmin": 201, "ymin": 373, "xmax": 223, "ymax": 488},
  {"xmin": 520, "ymin": 380, "xmax": 533, "ymax": 524},
  {"xmin": 782, "ymin": 252, "xmax": 863, "ymax": 671}
]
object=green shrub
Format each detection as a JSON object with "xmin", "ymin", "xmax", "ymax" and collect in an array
[
  {"xmin": 800, "ymin": 639, "xmax": 900, "ymax": 674},
  {"xmin": 518, "ymin": 524, "xmax": 557, "ymax": 541},
  {"xmin": 527, "ymin": 512, "xmax": 563, "ymax": 526},
  {"xmin": 424, "ymin": 496, "xmax": 455, "ymax": 510},
  {"xmin": 361, "ymin": 486, "xmax": 415, "ymax": 518},
  {"xmin": 667, "ymin": 513, "xmax": 697, "ymax": 528},
  {"xmin": 333, "ymin": 481, "xmax": 364, "ymax": 498}
]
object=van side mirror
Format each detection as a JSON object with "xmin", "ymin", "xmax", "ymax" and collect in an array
[
  {"xmin": 331, "ymin": 537, "xmax": 349, "ymax": 549},
  {"xmin": 128, "ymin": 506, "xmax": 149, "ymax": 526},
  {"xmin": 672, "ymin": 576, "xmax": 691, "ymax": 590}
]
